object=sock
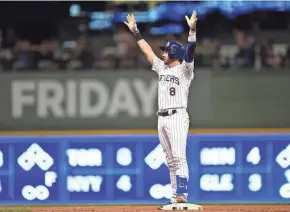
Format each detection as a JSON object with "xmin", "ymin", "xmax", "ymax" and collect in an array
[{"xmin": 176, "ymin": 176, "xmax": 188, "ymax": 197}]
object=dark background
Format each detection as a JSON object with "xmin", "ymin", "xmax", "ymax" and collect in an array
[{"xmin": 0, "ymin": 1, "xmax": 289, "ymax": 43}]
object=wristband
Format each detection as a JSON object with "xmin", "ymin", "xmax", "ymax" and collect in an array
[
  {"xmin": 188, "ymin": 31, "xmax": 196, "ymax": 42},
  {"xmin": 134, "ymin": 31, "xmax": 143, "ymax": 41}
]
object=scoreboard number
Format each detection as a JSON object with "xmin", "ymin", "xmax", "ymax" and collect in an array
[
  {"xmin": 149, "ymin": 184, "xmax": 172, "ymax": 200},
  {"xmin": 279, "ymin": 170, "xmax": 290, "ymax": 198},
  {"xmin": 246, "ymin": 147, "xmax": 261, "ymax": 165},
  {"xmin": 248, "ymin": 174, "xmax": 262, "ymax": 192},
  {"xmin": 116, "ymin": 175, "xmax": 132, "ymax": 192},
  {"xmin": 22, "ymin": 185, "xmax": 50, "ymax": 200}
]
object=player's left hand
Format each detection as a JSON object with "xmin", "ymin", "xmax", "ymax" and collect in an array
[{"xmin": 185, "ymin": 10, "xmax": 197, "ymax": 31}]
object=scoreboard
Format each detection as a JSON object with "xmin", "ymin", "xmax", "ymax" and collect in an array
[
  {"xmin": 0, "ymin": 133, "xmax": 289, "ymax": 205},
  {"xmin": 197, "ymin": 134, "xmax": 290, "ymax": 203}
]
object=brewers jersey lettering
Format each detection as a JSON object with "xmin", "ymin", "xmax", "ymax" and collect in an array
[
  {"xmin": 152, "ymin": 54, "xmax": 194, "ymax": 202},
  {"xmin": 153, "ymin": 55, "xmax": 194, "ymax": 110}
]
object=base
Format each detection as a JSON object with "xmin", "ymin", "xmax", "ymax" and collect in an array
[{"xmin": 157, "ymin": 203, "xmax": 203, "ymax": 210}]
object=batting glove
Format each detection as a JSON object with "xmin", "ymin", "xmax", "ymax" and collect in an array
[
  {"xmin": 185, "ymin": 10, "xmax": 197, "ymax": 32},
  {"xmin": 185, "ymin": 10, "xmax": 197, "ymax": 42},
  {"xmin": 124, "ymin": 14, "xmax": 139, "ymax": 34}
]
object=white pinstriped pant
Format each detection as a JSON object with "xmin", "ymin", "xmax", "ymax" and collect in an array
[{"xmin": 157, "ymin": 108, "xmax": 189, "ymax": 200}]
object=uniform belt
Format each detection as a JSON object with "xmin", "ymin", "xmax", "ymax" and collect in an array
[{"xmin": 156, "ymin": 109, "xmax": 177, "ymax": 117}]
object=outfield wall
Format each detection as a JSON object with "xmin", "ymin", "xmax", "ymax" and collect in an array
[
  {"xmin": 0, "ymin": 132, "xmax": 289, "ymax": 205},
  {"xmin": 1, "ymin": 70, "xmax": 290, "ymax": 130}
]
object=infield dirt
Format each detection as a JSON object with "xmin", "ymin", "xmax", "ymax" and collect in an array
[{"xmin": 0, "ymin": 205, "xmax": 290, "ymax": 212}]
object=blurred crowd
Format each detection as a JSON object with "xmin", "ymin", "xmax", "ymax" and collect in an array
[
  {"xmin": 0, "ymin": 1, "xmax": 290, "ymax": 72},
  {"xmin": 0, "ymin": 37, "xmax": 94, "ymax": 72},
  {"xmin": 1, "ymin": 26, "xmax": 290, "ymax": 72}
]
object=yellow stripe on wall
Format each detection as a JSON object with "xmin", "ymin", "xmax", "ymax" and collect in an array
[{"xmin": 0, "ymin": 129, "xmax": 290, "ymax": 136}]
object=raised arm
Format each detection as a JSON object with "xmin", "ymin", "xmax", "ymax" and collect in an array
[
  {"xmin": 181, "ymin": 10, "xmax": 197, "ymax": 79},
  {"xmin": 185, "ymin": 10, "xmax": 197, "ymax": 64},
  {"xmin": 124, "ymin": 14, "xmax": 155, "ymax": 65},
  {"xmin": 184, "ymin": 32, "xmax": 196, "ymax": 63}
]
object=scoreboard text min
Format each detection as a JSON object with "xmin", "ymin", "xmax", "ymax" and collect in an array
[{"xmin": 0, "ymin": 133, "xmax": 289, "ymax": 205}]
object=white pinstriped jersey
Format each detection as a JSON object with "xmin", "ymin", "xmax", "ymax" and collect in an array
[{"xmin": 152, "ymin": 55, "xmax": 194, "ymax": 111}]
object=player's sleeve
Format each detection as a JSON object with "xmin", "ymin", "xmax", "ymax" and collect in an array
[
  {"xmin": 182, "ymin": 41, "xmax": 196, "ymax": 80},
  {"xmin": 151, "ymin": 54, "xmax": 164, "ymax": 74}
]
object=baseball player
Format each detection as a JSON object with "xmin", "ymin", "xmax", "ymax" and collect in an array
[{"xmin": 124, "ymin": 10, "xmax": 197, "ymax": 208}]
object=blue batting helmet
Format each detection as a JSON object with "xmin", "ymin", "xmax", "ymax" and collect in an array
[{"xmin": 160, "ymin": 41, "xmax": 185, "ymax": 61}]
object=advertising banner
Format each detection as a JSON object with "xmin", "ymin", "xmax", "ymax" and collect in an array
[
  {"xmin": 0, "ymin": 133, "xmax": 289, "ymax": 205},
  {"xmin": 0, "ymin": 70, "xmax": 290, "ymax": 130},
  {"xmin": 0, "ymin": 71, "xmax": 212, "ymax": 130}
]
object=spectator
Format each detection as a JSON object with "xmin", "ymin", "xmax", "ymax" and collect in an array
[
  {"xmin": 260, "ymin": 39, "xmax": 281, "ymax": 69},
  {"xmin": 232, "ymin": 29, "xmax": 255, "ymax": 68},
  {"xmin": 49, "ymin": 38, "xmax": 65, "ymax": 70},
  {"xmin": 202, "ymin": 38, "xmax": 216, "ymax": 67},
  {"xmin": 66, "ymin": 37, "xmax": 94, "ymax": 70},
  {"xmin": 211, "ymin": 38, "xmax": 221, "ymax": 68},
  {"xmin": 33, "ymin": 40, "xmax": 58, "ymax": 71},
  {"xmin": 282, "ymin": 45, "xmax": 290, "ymax": 68},
  {"xmin": 0, "ymin": 47, "xmax": 14, "ymax": 71},
  {"xmin": 113, "ymin": 25, "xmax": 137, "ymax": 69},
  {"xmin": 11, "ymin": 39, "xmax": 34, "ymax": 71}
]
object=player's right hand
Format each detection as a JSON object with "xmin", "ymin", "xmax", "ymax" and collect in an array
[{"xmin": 124, "ymin": 14, "xmax": 138, "ymax": 33}]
